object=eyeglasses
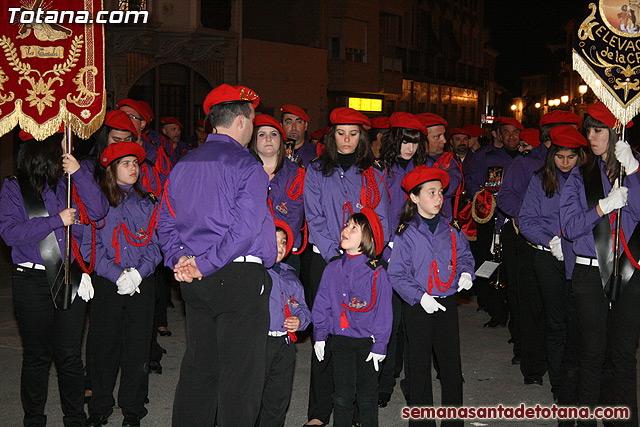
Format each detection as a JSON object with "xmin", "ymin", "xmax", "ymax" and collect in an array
[{"xmin": 128, "ymin": 113, "xmax": 143, "ymax": 122}]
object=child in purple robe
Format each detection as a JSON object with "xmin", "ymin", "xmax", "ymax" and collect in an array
[{"xmin": 311, "ymin": 208, "xmax": 392, "ymax": 427}]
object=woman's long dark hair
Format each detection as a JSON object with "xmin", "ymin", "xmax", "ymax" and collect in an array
[
  {"xmin": 381, "ymin": 127, "xmax": 426, "ymax": 177},
  {"xmin": 582, "ymin": 114, "xmax": 619, "ymax": 183},
  {"xmin": 317, "ymin": 124, "xmax": 372, "ymax": 176},
  {"xmin": 249, "ymin": 125, "xmax": 285, "ymax": 175},
  {"xmin": 398, "ymin": 182, "xmax": 425, "ymax": 224},
  {"xmin": 17, "ymin": 136, "xmax": 63, "ymax": 200},
  {"xmin": 99, "ymin": 157, "xmax": 147, "ymax": 207},
  {"xmin": 541, "ymin": 144, "xmax": 584, "ymax": 198}
]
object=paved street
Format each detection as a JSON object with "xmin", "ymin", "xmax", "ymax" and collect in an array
[{"xmin": 0, "ymin": 240, "xmax": 635, "ymax": 426}]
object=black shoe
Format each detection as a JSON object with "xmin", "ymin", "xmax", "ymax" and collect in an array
[
  {"xmin": 122, "ymin": 413, "xmax": 141, "ymax": 426},
  {"xmin": 149, "ymin": 360, "xmax": 162, "ymax": 374},
  {"xmin": 484, "ymin": 319, "xmax": 507, "ymax": 328},
  {"xmin": 524, "ymin": 377, "xmax": 543, "ymax": 385},
  {"xmin": 158, "ymin": 328, "xmax": 172, "ymax": 337},
  {"xmin": 378, "ymin": 392, "xmax": 391, "ymax": 407},
  {"xmin": 160, "ymin": 346, "xmax": 167, "ymax": 354},
  {"xmin": 511, "ymin": 356, "xmax": 521, "ymax": 365},
  {"xmin": 86, "ymin": 414, "xmax": 109, "ymax": 426}
]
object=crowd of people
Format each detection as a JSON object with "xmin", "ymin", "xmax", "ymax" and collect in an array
[{"xmin": 1, "ymin": 82, "xmax": 639, "ymax": 427}]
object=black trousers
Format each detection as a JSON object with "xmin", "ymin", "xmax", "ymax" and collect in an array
[
  {"xmin": 377, "ymin": 291, "xmax": 403, "ymax": 399},
  {"xmin": 302, "ymin": 251, "xmax": 333, "ymax": 424},
  {"xmin": 517, "ymin": 239, "xmax": 546, "ymax": 380},
  {"xmin": 172, "ymin": 262, "xmax": 272, "ymax": 427},
  {"xmin": 472, "ymin": 219, "xmax": 494, "ymax": 314},
  {"xmin": 501, "ymin": 221, "xmax": 519, "ymax": 356},
  {"xmin": 331, "ymin": 335, "xmax": 379, "ymax": 427},
  {"xmin": 534, "ymin": 250, "xmax": 569, "ymax": 393},
  {"xmin": 257, "ymin": 336, "xmax": 296, "ymax": 427},
  {"xmin": 150, "ymin": 265, "xmax": 170, "ymax": 363},
  {"xmin": 572, "ymin": 264, "xmax": 640, "ymax": 427},
  {"xmin": 12, "ymin": 265, "xmax": 87, "ymax": 427},
  {"xmin": 88, "ymin": 274, "xmax": 155, "ymax": 419},
  {"xmin": 403, "ymin": 296, "xmax": 463, "ymax": 427}
]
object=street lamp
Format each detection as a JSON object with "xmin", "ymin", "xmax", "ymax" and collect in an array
[
  {"xmin": 535, "ymin": 102, "xmax": 541, "ymax": 108},
  {"xmin": 511, "ymin": 104, "xmax": 517, "ymax": 111},
  {"xmin": 579, "ymin": 84, "xmax": 588, "ymax": 103},
  {"xmin": 561, "ymin": 95, "xmax": 569, "ymax": 103}
]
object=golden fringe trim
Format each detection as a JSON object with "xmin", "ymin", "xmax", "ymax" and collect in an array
[
  {"xmin": 471, "ymin": 190, "xmax": 496, "ymax": 224},
  {"xmin": 0, "ymin": 97, "xmax": 106, "ymax": 140},
  {"xmin": 573, "ymin": 51, "xmax": 638, "ymax": 127}
]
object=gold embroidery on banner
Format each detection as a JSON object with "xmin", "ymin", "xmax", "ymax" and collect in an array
[
  {"xmin": 20, "ymin": 45, "xmax": 65, "ymax": 59},
  {"xmin": 1, "ymin": 35, "xmax": 83, "ymax": 115},
  {"xmin": 0, "ymin": 67, "xmax": 15, "ymax": 106},
  {"xmin": 67, "ymin": 66, "xmax": 99, "ymax": 107},
  {"xmin": 16, "ymin": 0, "xmax": 72, "ymax": 42}
]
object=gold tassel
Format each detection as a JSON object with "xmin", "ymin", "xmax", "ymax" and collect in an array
[{"xmin": 573, "ymin": 51, "xmax": 639, "ymax": 127}]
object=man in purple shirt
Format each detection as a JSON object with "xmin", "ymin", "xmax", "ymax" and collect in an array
[
  {"xmin": 281, "ymin": 104, "xmax": 317, "ymax": 168},
  {"xmin": 157, "ymin": 84, "xmax": 277, "ymax": 427}
]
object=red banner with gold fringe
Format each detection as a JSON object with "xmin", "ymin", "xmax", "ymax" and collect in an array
[{"xmin": 0, "ymin": 0, "xmax": 105, "ymax": 140}]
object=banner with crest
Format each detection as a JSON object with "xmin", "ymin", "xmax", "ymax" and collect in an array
[{"xmin": 0, "ymin": 0, "xmax": 105, "ymax": 140}]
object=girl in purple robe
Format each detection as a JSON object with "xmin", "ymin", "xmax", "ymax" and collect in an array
[{"xmin": 85, "ymin": 141, "xmax": 161, "ymax": 427}]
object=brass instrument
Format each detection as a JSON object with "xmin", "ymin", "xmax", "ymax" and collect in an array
[{"xmin": 489, "ymin": 230, "xmax": 505, "ymax": 290}]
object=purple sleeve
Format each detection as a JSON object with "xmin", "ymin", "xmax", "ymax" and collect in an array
[
  {"xmin": 94, "ymin": 225, "xmax": 124, "ymax": 283},
  {"xmin": 157, "ymin": 179, "xmax": 193, "ymax": 268},
  {"xmin": 625, "ymin": 172, "xmax": 640, "ymax": 222},
  {"xmin": 370, "ymin": 268, "xmax": 393, "ymax": 354},
  {"xmin": 290, "ymin": 278, "xmax": 312, "ymax": 332},
  {"xmin": 559, "ymin": 168, "xmax": 603, "ymax": 241},
  {"xmin": 71, "ymin": 165, "xmax": 108, "ymax": 221},
  {"xmin": 519, "ymin": 177, "xmax": 555, "ymax": 247},
  {"xmin": 311, "ymin": 265, "xmax": 335, "ymax": 342},
  {"xmin": 196, "ymin": 163, "xmax": 273, "ymax": 276},
  {"xmin": 0, "ymin": 178, "xmax": 64, "ymax": 247},
  {"xmin": 465, "ymin": 151, "xmax": 486, "ymax": 196},
  {"xmin": 454, "ymin": 227, "xmax": 476, "ymax": 281},
  {"xmin": 304, "ymin": 167, "xmax": 341, "ymax": 261},
  {"xmin": 496, "ymin": 156, "xmax": 526, "ymax": 219},
  {"xmin": 387, "ymin": 231, "xmax": 425, "ymax": 306}
]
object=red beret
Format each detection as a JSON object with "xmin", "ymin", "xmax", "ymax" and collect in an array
[
  {"xmin": 104, "ymin": 110, "xmax": 139, "ymax": 140},
  {"xmin": 371, "ymin": 116, "xmax": 390, "ymax": 129},
  {"xmin": 274, "ymin": 219, "xmax": 294, "ymax": 258},
  {"xmin": 402, "ymin": 165, "xmax": 450, "ymax": 193},
  {"xmin": 310, "ymin": 128, "xmax": 325, "ymax": 140},
  {"xmin": 550, "ymin": 125, "xmax": 588, "ymax": 148},
  {"xmin": 463, "ymin": 124, "xmax": 484, "ymax": 138},
  {"xmin": 100, "ymin": 141, "xmax": 146, "ymax": 167},
  {"xmin": 197, "ymin": 119, "xmax": 213, "ymax": 133},
  {"xmin": 519, "ymin": 129, "xmax": 540, "ymax": 147},
  {"xmin": 498, "ymin": 117, "xmax": 524, "ymax": 131},
  {"xmin": 161, "ymin": 116, "xmax": 183, "ymax": 129},
  {"xmin": 586, "ymin": 102, "xmax": 633, "ymax": 129},
  {"xmin": 253, "ymin": 114, "xmax": 286, "ymax": 140},
  {"xmin": 539, "ymin": 110, "xmax": 581, "ymax": 128},
  {"xmin": 137, "ymin": 101, "xmax": 154, "ymax": 122},
  {"xmin": 203, "ymin": 84, "xmax": 260, "ymax": 115},
  {"xmin": 280, "ymin": 104, "xmax": 310, "ymax": 123},
  {"xmin": 415, "ymin": 113, "xmax": 448, "ymax": 128},
  {"xmin": 389, "ymin": 112, "xmax": 427, "ymax": 134},
  {"xmin": 116, "ymin": 98, "xmax": 150, "ymax": 123},
  {"xmin": 360, "ymin": 207, "xmax": 384, "ymax": 256},
  {"xmin": 449, "ymin": 128, "xmax": 470, "ymax": 138},
  {"xmin": 330, "ymin": 107, "xmax": 371, "ymax": 127}
]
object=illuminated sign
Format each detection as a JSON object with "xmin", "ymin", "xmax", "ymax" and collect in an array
[{"xmin": 348, "ymin": 97, "xmax": 383, "ymax": 112}]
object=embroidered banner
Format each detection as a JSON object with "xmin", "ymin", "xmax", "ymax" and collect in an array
[{"xmin": 0, "ymin": 0, "xmax": 105, "ymax": 140}]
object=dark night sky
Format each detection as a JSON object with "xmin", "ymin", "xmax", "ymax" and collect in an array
[{"xmin": 486, "ymin": 0, "xmax": 592, "ymax": 95}]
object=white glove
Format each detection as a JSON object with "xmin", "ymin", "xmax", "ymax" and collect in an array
[
  {"xmin": 598, "ymin": 179, "xmax": 628, "ymax": 215},
  {"xmin": 116, "ymin": 268, "xmax": 142, "ymax": 296},
  {"xmin": 615, "ymin": 140, "xmax": 639, "ymax": 173},
  {"xmin": 549, "ymin": 236, "xmax": 564, "ymax": 262},
  {"xmin": 77, "ymin": 273, "xmax": 94, "ymax": 302},
  {"xmin": 314, "ymin": 341, "xmax": 326, "ymax": 362},
  {"xmin": 457, "ymin": 272, "xmax": 473, "ymax": 292},
  {"xmin": 420, "ymin": 292, "xmax": 446, "ymax": 314},
  {"xmin": 365, "ymin": 352, "xmax": 386, "ymax": 371}
]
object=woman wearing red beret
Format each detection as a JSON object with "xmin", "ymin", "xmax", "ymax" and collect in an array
[
  {"xmin": 303, "ymin": 107, "xmax": 389, "ymax": 427},
  {"xmin": 560, "ymin": 102, "xmax": 640, "ymax": 427}
]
